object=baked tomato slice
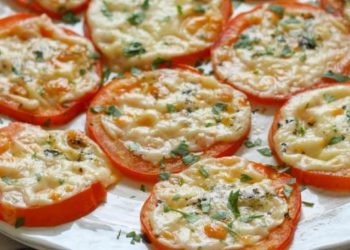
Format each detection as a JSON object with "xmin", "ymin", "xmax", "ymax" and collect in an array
[
  {"xmin": 84, "ymin": 0, "xmax": 232, "ymax": 71},
  {"xmin": 140, "ymin": 156, "xmax": 301, "ymax": 250},
  {"xmin": 212, "ymin": 1, "xmax": 350, "ymax": 104},
  {"xmin": 86, "ymin": 68, "xmax": 251, "ymax": 182},
  {"xmin": 15, "ymin": 0, "xmax": 89, "ymax": 19},
  {"xmin": 0, "ymin": 122, "xmax": 118, "ymax": 227},
  {"xmin": 0, "ymin": 14, "xmax": 102, "ymax": 126},
  {"xmin": 269, "ymin": 84, "xmax": 350, "ymax": 190}
]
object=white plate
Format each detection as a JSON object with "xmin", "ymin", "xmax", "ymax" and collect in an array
[{"xmin": 1, "ymin": 0, "xmax": 350, "ymax": 249}]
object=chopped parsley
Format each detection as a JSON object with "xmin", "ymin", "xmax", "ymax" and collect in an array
[
  {"xmin": 302, "ymin": 201, "xmax": 314, "ymax": 207},
  {"xmin": 182, "ymin": 154, "xmax": 200, "ymax": 165},
  {"xmin": 131, "ymin": 67, "xmax": 142, "ymax": 76},
  {"xmin": 140, "ymin": 184, "xmax": 146, "ymax": 192},
  {"xmin": 228, "ymin": 190, "xmax": 240, "ymax": 218},
  {"xmin": 15, "ymin": 217, "xmax": 25, "ymax": 228},
  {"xmin": 90, "ymin": 106, "xmax": 105, "ymax": 113},
  {"xmin": 164, "ymin": 205, "xmax": 199, "ymax": 223},
  {"xmin": 323, "ymin": 71, "xmax": 350, "ymax": 83},
  {"xmin": 166, "ymin": 104, "xmax": 176, "ymax": 113},
  {"xmin": 176, "ymin": 5, "xmax": 183, "ymax": 15},
  {"xmin": 159, "ymin": 172, "xmax": 170, "ymax": 180},
  {"xmin": 171, "ymin": 141, "xmax": 189, "ymax": 156},
  {"xmin": 283, "ymin": 184, "xmax": 293, "ymax": 198},
  {"xmin": 172, "ymin": 194, "xmax": 181, "ymax": 201},
  {"xmin": 200, "ymin": 200, "xmax": 211, "ymax": 214},
  {"xmin": 88, "ymin": 51, "xmax": 101, "ymax": 60},
  {"xmin": 199, "ymin": 165, "xmax": 209, "ymax": 178},
  {"xmin": 299, "ymin": 34, "xmax": 317, "ymax": 50},
  {"xmin": 240, "ymin": 214, "xmax": 264, "ymax": 223},
  {"xmin": 33, "ymin": 50, "xmax": 44, "ymax": 61},
  {"xmin": 327, "ymin": 135, "xmax": 345, "ymax": 146},
  {"xmin": 211, "ymin": 210, "xmax": 228, "ymax": 221},
  {"xmin": 240, "ymin": 174, "xmax": 253, "ymax": 182},
  {"xmin": 194, "ymin": 5, "xmax": 208, "ymax": 13},
  {"xmin": 126, "ymin": 231, "xmax": 142, "ymax": 244},
  {"xmin": 257, "ymin": 147, "xmax": 272, "ymax": 157},
  {"xmin": 123, "ymin": 42, "xmax": 146, "ymax": 57},
  {"xmin": 212, "ymin": 103, "xmax": 227, "ymax": 115},
  {"xmin": 323, "ymin": 93, "xmax": 336, "ymax": 103},
  {"xmin": 141, "ymin": 0, "xmax": 150, "ymax": 10},
  {"xmin": 101, "ymin": 0, "xmax": 112, "ymax": 18},
  {"xmin": 234, "ymin": 34, "xmax": 259, "ymax": 50},
  {"xmin": 244, "ymin": 138, "xmax": 262, "ymax": 148},
  {"xmin": 128, "ymin": 12, "xmax": 145, "ymax": 25},
  {"xmin": 44, "ymin": 149, "xmax": 61, "ymax": 157},
  {"xmin": 106, "ymin": 105, "xmax": 122, "ymax": 117},
  {"xmin": 1, "ymin": 176, "xmax": 13, "ymax": 185},
  {"xmin": 102, "ymin": 68, "xmax": 111, "ymax": 83},
  {"xmin": 268, "ymin": 4, "xmax": 285, "ymax": 17},
  {"xmin": 279, "ymin": 45, "xmax": 294, "ymax": 58},
  {"xmin": 152, "ymin": 57, "xmax": 172, "ymax": 69},
  {"xmin": 62, "ymin": 11, "xmax": 80, "ymax": 24}
]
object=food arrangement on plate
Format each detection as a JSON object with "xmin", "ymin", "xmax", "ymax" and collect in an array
[{"xmin": 0, "ymin": 0, "xmax": 350, "ymax": 249}]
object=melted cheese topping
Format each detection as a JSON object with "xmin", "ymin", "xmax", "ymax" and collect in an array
[
  {"xmin": 213, "ymin": 4, "xmax": 350, "ymax": 99},
  {"xmin": 273, "ymin": 85, "xmax": 350, "ymax": 172},
  {"xmin": 35, "ymin": 0, "xmax": 85, "ymax": 12},
  {"xmin": 0, "ymin": 15, "xmax": 99, "ymax": 113},
  {"xmin": 98, "ymin": 69, "xmax": 250, "ymax": 164},
  {"xmin": 149, "ymin": 157, "xmax": 288, "ymax": 249},
  {"xmin": 87, "ymin": 0, "xmax": 226, "ymax": 70},
  {"xmin": 0, "ymin": 124, "xmax": 117, "ymax": 207}
]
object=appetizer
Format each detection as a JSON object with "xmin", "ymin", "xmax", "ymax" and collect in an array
[
  {"xmin": 270, "ymin": 84, "xmax": 350, "ymax": 190},
  {"xmin": 0, "ymin": 122, "xmax": 118, "ymax": 227},
  {"xmin": 0, "ymin": 14, "xmax": 101, "ymax": 126},
  {"xmin": 141, "ymin": 156, "xmax": 301, "ymax": 249},
  {"xmin": 212, "ymin": 2, "xmax": 350, "ymax": 103},
  {"xmin": 85, "ymin": 0, "xmax": 232, "ymax": 70},
  {"xmin": 86, "ymin": 68, "xmax": 251, "ymax": 182}
]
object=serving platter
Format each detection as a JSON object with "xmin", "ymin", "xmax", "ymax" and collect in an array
[{"xmin": 1, "ymin": 0, "xmax": 350, "ymax": 249}]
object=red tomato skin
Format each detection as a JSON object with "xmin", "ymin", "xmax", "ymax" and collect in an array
[
  {"xmin": 211, "ymin": 1, "xmax": 348, "ymax": 105},
  {"xmin": 86, "ymin": 66, "xmax": 251, "ymax": 183},
  {"xmin": 140, "ymin": 158, "xmax": 301, "ymax": 250},
  {"xmin": 269, "ymin": 83, "xmax": 350, "ymax": 191},
  {"xmin": 84, "ymin": 0, "xmax": 232, "ymax": 69},
  {"xmin": 0, "ymin": 123, "xmax": 108, "ymax": 227},
  {"xmin": 0, "ymin": 14, "xmax": 102, "ymax": 127}
]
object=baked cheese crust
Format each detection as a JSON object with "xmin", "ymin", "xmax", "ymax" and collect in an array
[
  {"xmin": 149, "ymin": 157, "xmax": 288, "ymax": 249},
  {"xmin": 273, "ymin": 85, "xmax": 350, "ymax": 172},
  {"xmin": 86, "ymin": 0, "xmax": 227, "ymax": 70},
  {"xmin": 213, "ymin": 3, "xmax": 350, "ymax": 99},
  {"xmin": 0, "ymin": 123, "xmax": 117, "ymax": 208},
  {"xmin": 0, "ymin": 15, "xmax": 100, "ymax": 113},
  {"xmin": 93, "ymin": 69, "xmax": 251, "ymax": 165}
]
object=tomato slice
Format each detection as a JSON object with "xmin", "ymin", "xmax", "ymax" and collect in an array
[
  {"xmin": 212, "ymin": 1, "xmax": 350, "ymax": 104},
  {"xmin": 86, "ymin": 67, "xmax": 251, "ymax": 182},
  {"xmin": 0, "ymin": 122, "xmax": 117, "ymax": 227},
  {"xmin": 84, "ymin": 0, "xmax": 232, "ymax": 70},
  {"xmin": 140, "ymin": 156, "xmax": 301, "ymax": 250},
  {"xmin": 0, "ymin": 14, "xmax": 102, "ymax": 126},
  {"xmin": 15, "ymin": 0, "xmax": 90, "ymax": 19},
  {"xmin": 269, "ymin": 83, "xmax": 350, "ymax": 190}
]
